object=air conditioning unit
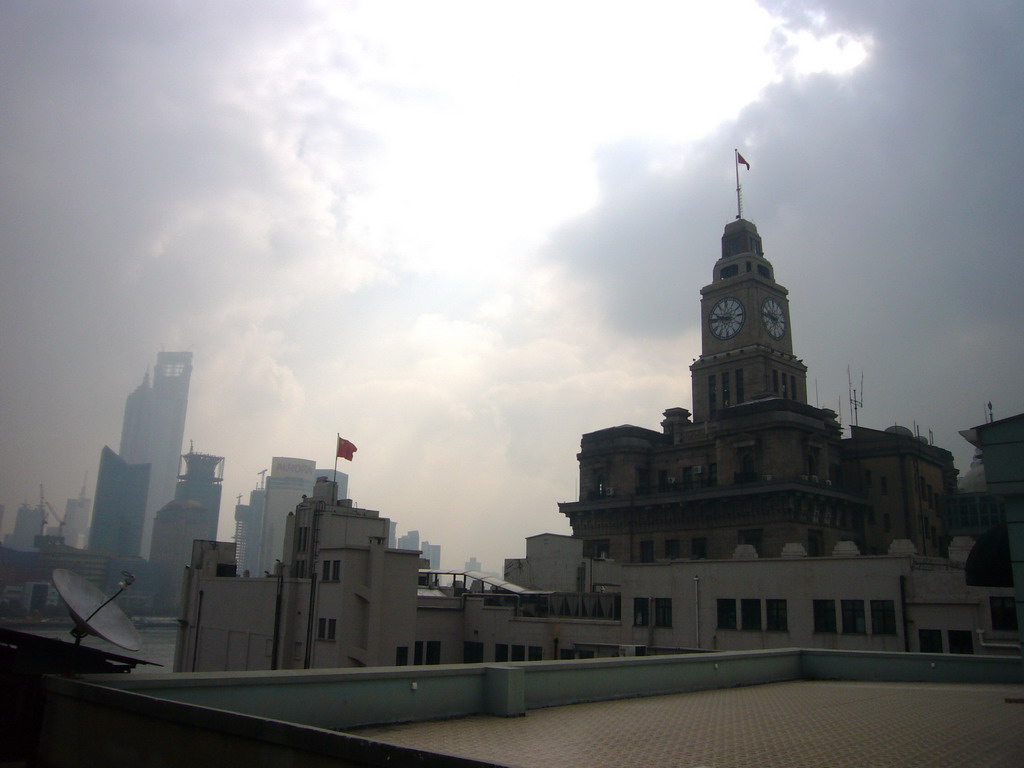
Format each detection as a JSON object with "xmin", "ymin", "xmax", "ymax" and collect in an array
[
  {"xmin": 692, "ymin": 466, "xmax": 703, "ymax": 475},
  {"xmin": 617, "ymin": 645, "xmax": 647, "ymax": 657},
  {"xmin": 824, "ymin": 479, "xmax": 833, "ymax": 486},
  {"xmin": 604, "ymin": 486, "xmax": 615, "ymax": 496},
  {"xmin": 762, "ymin": 474, "xmax": 773, "ymax": 481},
  {"xmin": 668, "ymin": 477, "xmax": 676, "ymax": 484},
  {"xmin": 811, "ymin": 475, "xmax": 820, "ymax": 483}
]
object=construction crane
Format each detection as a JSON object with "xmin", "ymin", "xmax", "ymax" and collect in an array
[{"xmin": 37, "ymin": 485, "xmax": 64, "ymax": 537}]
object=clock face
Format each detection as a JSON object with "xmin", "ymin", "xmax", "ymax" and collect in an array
[
  {"xmin": 709, "ymin": 297, "xmax": 745, "ymax": 340},
  {"xmin": 761, "ymin": 297, "xmax": 786, "ymax": 339}
]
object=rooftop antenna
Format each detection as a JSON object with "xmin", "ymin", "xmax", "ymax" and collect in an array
[
  {"xmin": 987, "ymin": 401, "xmax": 994, "ymax": 423},
  {"xmin": 258, "ymin": 469, "xmax": 268, "ymax": 490},
  {"xmin": 734, "ymin": 149, "xmax": 750, "ymax": 219},
  {"xmin": 848, "ymin": 366, "xmax": 864, "ymax": 427}
]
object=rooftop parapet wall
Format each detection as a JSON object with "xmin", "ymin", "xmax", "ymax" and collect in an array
[{"xmin": 52, "ymin": 648, "xmax": 1021, "ymax": 730}]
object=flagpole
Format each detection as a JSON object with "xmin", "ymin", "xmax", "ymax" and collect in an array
[
  {"xmin": 734, "ymin": 148, "xmax": 742, "ymax": 220},
  {"xmin": 334, "ymin": 433, "xmax": 339, "ymax": 498}
]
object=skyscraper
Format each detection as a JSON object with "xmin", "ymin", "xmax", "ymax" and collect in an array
[
  {"xmin": 149, "ymin": 449, "xmax": 224, "ymax": 608},
  {"xmin": 88, "ymin": 446, "xmax": 150, "ymax": 557},
  {"xmin": 258, "ymin": 457, "xmax": 317, "ymax": 573},
  {"xmin": 6, "ymin": 502, "xmax": 45, "ymax": 551},
  {"xmin": 63, "ymin": 484, "xmax": 92, "ymax": 549},
  {"xmin": 234, "ymin": 484, "xmax": 267, "ymax": 576},
  {"xmin": 118, "ymin": 351, "xmax": 192, "ymax": 558},
  {"xmin": 172, "ymin": 449, "xmax": 224, "ymax": 542}
]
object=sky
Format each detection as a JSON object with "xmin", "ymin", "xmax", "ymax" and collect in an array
[{"xmin": 2, "ymin": 0, "xmax": 1022, "ymax": 573}]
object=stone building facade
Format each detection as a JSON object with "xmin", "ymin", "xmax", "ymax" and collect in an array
[{"xmin": 559, "ymin": 219, "xmax": 956, "ymax": 561}]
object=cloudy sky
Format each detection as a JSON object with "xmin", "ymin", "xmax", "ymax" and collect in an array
[{"xmin": 2, "ymin": 0, "xmax": 1022, "ymax": 572}]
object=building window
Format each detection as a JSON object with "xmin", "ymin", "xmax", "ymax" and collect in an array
[
  {"xmin": 736, "ymin": 369, "xmax": 745, "ymax": 404},
  {"xmin": 808, "ymin": 530, "xmax": 823, "ymax": 557},
  {"xmin": 709, "ymin": 375, "xmax": 717, "ymax": 417},
  {"xmin": 691, "ymin": 537, "xmax": 708, "ymax": 559},
  {"xmin": 396, "ymin": 646, "xmax": 409, "ymax": 665},
  {"xmin": 790, "ymin": 375, "xmax": 797, "ymax": 400},
  {"xmin": 841, "ymin": 600, "xmax": 866, "ymax": 634},
  {"xmin": 322, "ymin": 559, "xmax": 341, "ymax": 582},
  {"xmin": 317, "ymin": 618, "xmax": 336, "ymax": 641},
  {"xmin": 297, "ymin": 526, "xmax": 308, "ymax": 553},
  {"xmin": 883, "ymin": 513, "xmax": 891, "ymax": 532},
  {"xmin": 741, "ymin": 599, "xmax": 762, "ymax": 630},
  {"xmin": 766, "ymin": 599, "xmax": 788, "ymax": 631},
  {"xmin": 772, "ymin": 369, "xmax": 779, "ymax": 393},
  {"xmin": 584, "ymin": 539, "xmax": 610, "ymax": 558},
  {"xmin": 919, "ymin": 629, "xmax": 942, "ymax": 653},
  {"xmin": 813, "ymin": 600, "xmax": 837, "ymax": 633},
  {"xmin": 426, "ymin": 640, "xmax": 441, "ymax": 664},
  {"xmin": 665, "ymin": 539, "xmax": 680, "ymax": 559},
  {"xmin": 528, "ymin": 646, "xmax": 543, "ymax": 661},
  {"xmin": 654, "ymin": 598, "xmax": 673, "ymax": 627},
  {"xmin": 463, "ymin": 642, "xmax": 484, "ymax": 663},
  {"xmin": 634, "ymin": 598, "xmax": 650, "ymax": 627},
  {"xmin": 639, "ymin": 540, "xmax": 654, "ymax": 563},
  {"xmin": 947, "ymin": 630, "xmax": 973, "ymax": 655},
  {"xmin": 990, "ymin": 596, "xmax": 1019, "ymax": 631},
  {"xmin": 870, "ymin": 600, "xmax": 897, "ymax": 635},
  {"xmin": 511, "ymin": 645, "xmax": 525, "ymax": 662},
  {"xmin": 495, "ymin": 644, "xmax": 509, "ymax": 662},
  {"xmin": 717, "ymin": 598, "xmax": 737, "ymax": 630},
  {"xmin": 722, "ymin": 371, "xmax": 731, "ymax": 407},
  {"xmin": 880, "ymin": 476, "xmax": 889, "ymax": 495},
  {"xmin": 414, "ymin": 640, "xmax": 424, "ymax": 665}
]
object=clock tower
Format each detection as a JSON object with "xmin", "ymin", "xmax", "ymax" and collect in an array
[{"xmin": 690, "ymin": 218, "xmax": 807, "ymax": 422}]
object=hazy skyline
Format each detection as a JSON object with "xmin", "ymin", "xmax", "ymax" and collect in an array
[{"xmin": 2, "ymin": 1, "xmax": 1022, "ymax": 571}]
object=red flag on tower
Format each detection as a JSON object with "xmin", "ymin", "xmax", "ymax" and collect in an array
[
  {"xmin": 737, "ymin": 152, "xmax": 750, "ymax": 170},
  {"xmin": 337, "ymin": 437, "xmax": 357, "ymax": 461}
]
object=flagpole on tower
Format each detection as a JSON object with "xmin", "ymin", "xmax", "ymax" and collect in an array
[
  {"xmin": 334, "ymin": 434, "xmax": 340, "ymax": 491},
  {"xmin": 734, "ymin": 148, "xmax": 743, "ymax": 220}
]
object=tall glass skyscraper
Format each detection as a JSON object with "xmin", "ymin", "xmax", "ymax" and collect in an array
[
  {"xmin": 88, "ymin": 446, "xmax": 150, "ymax": 557},
  {"xmin": 118, "ymin": 351, "xmax": 192, "ymax": 558}
]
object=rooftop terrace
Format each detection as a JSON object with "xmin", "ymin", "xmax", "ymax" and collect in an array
[
  {"xmin": 35, "ymin": 648, "xmax": 1023, "ymax": 768},
  {"xmin": 358, "ymin": 679, "xmax": 1024, "ymax": 768}
]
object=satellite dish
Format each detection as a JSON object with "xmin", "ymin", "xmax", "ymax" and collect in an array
[{"xmin": 52, "ymin": 569, "xmax": 142, "ymax": 652}]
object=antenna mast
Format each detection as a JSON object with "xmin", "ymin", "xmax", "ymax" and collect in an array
[{"xmin": 848, "ymin": 366, "xmax": 864, "ymax": 427}]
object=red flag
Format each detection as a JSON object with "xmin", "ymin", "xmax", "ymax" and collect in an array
[
  {"xmin": 737, "ymin": 152, "xmax": 750, "ymax": 170},
  {"xmin": 337, "ymin": 437, "xmax": 357, "ymax": 461}
]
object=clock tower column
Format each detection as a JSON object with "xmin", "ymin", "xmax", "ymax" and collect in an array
[{"xmin": 690, "ymin": 219, "xmax": 807, "ymax": 422}]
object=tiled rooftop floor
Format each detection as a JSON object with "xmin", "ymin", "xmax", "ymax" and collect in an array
[{"xmin": 357, "ymin": 680, "xmax": 1024, "ymax": 768}]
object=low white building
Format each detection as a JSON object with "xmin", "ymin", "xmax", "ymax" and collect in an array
[
  {"xmin": 176, "ymin": 477, "xmax": 421, "ymax": 671},
  {"xmin": 178, "ymin": 492, "xmax": 1019, "ymax": 671}
]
